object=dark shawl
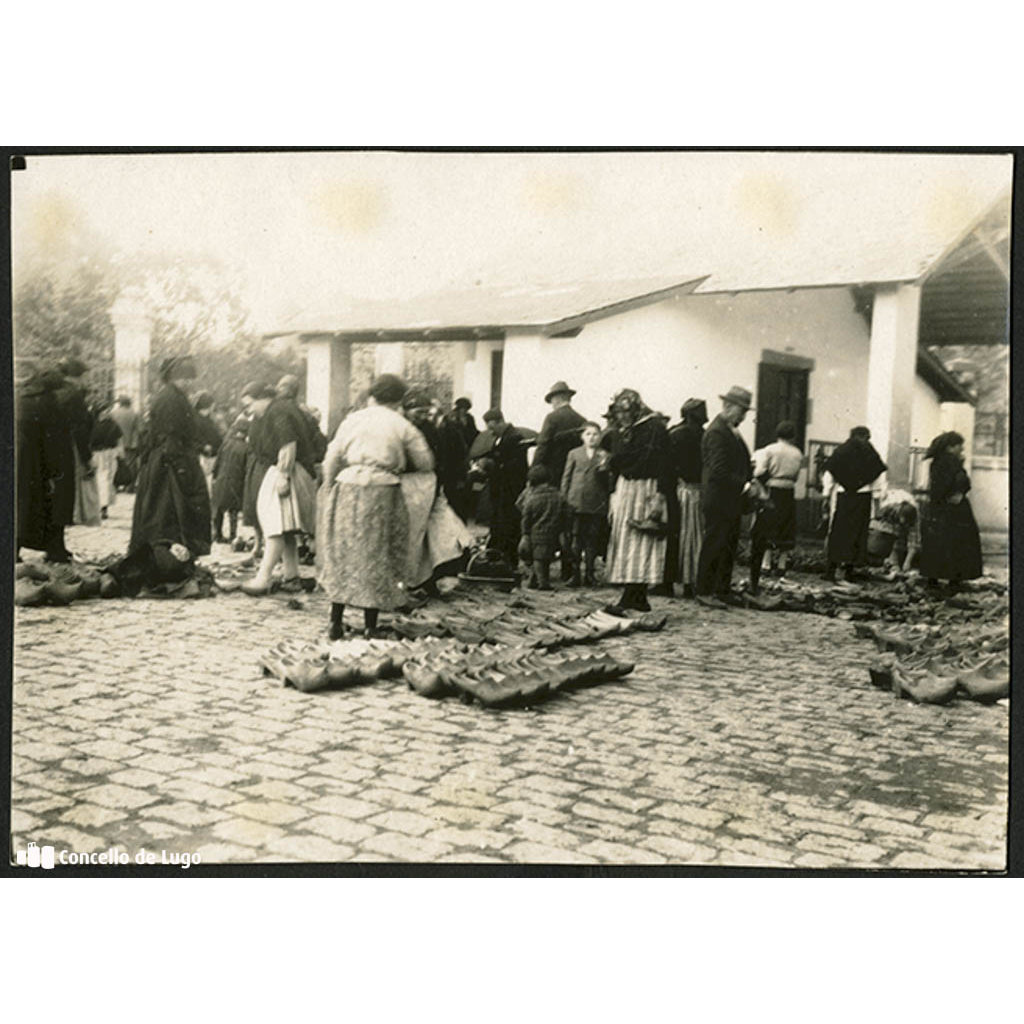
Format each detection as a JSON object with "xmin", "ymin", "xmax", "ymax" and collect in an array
[
  {"xmin": 823, "ymin": 437, "xmax": 887, "ymax": 492},
  {"xmin": 251, "ymin": 397, "xmax": 316, "ymax": 475},
  {"xmin": 668, "ymin": 421, "xmax": 704, "ymax": 485},
  {"xmin": 609, "ymin": 414, "xmax": 672, "ymax": 492}
]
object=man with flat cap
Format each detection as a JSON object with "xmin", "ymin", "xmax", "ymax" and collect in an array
[
  {"xmin": 535, "ymin": 381, "xmax": 588, "ymax": 579},
  {"xmin": 696, "ymin": 386, "xmax": 754, "ymax": 608}
]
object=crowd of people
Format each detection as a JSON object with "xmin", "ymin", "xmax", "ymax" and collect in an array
[{"xmin": 15, "ymin": 357, "xmax": 988, "ymax": 637}]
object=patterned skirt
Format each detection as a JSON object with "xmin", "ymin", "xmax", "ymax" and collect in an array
[
  {"xmin": 606, "ymin": 476, "xmax": 667, "ymax": 585},
  {"xmin": 316, "ymin": 480, "xmax": 409, "ymax": 609},
  {"xmin": 256, "ymin": 463, "xmax": 316, "ymax": 538},
  {"xmin": 677, "ymin": 481, "xmax": 704, "ymax": 586}
]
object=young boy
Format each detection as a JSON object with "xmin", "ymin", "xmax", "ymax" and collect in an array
[
  {"xmin": 560, "ymin": 421, "xmax": 612, "ymax": 586},
  {"xmin": 517, "ymin": 463, "xmax": 573, "ymax": 590}
]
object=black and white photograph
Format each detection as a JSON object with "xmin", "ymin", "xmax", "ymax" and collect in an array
[{"xmin": 8, "ymin": 148, "xmax": 1013, "ymax": 872}]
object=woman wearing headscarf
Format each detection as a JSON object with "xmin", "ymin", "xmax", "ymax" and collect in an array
[
  {"xmin": 604, "ymin": 388, "xmax": 672, "ymax": 612},
  {"xmin": 16, "ymin": 365, "xmax": 76, "ymax": 562},
  {"xmin": 918, "ymin": 431, "xmax": 983, "ymax": 592},
  {"xmin": 821, "ymin": 426, "xmax": 887, "ymax": 582},
  {"xmin": 241, "ymin": 386, "xmax": 319, "ymax": 595},
  {"xmin": 129, "ymin": 355, "xmax": 212, "ymax": 557},
  {"xmin": 317, "ymin": 374, "xmax": 435, "ymax": 639},
  {"xmin": 667, "ymin": 397, "xmax": 708, "ymax": 598}
]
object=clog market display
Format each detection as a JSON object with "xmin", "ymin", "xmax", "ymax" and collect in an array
[
  {"xmin": 257, "ymin": 592, "xmax": 658, "ymax": 707},
  {"xmin": 856, "ymin": 618, "xmax": 1010, "ymax": 706}
]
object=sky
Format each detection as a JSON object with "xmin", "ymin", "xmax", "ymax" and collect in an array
[{"xmin": 10, "ymin": 150, "xmax": 1013, "ymax": 335}]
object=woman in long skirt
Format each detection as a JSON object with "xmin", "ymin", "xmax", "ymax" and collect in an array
[
  {"xmin": 241, "ymin": 389, "xmax": 319, "ymax": 595},
  {"xmin": 211, "ymin": 415, "xmax": 249, "ymax": 543},
  {"xmin": 821, "ymin": 426, "xmax": 887, "ymax": 582},
  {"xmin": 317, "ymin": 374, "xmax": 435, "ymax": 639},
  {"xmin": 918, "ymin": 431, "xmax": 983, "ymax": 593},
  {"xmin": 129, "ymin": 356, "xmax": 212, "ymax": 557},
  {"xmin": 604, "ymin": 388, "xmax": 672, "ymax": 613},
  {"xmin": 668, "ymin": 398, "xmax": 707, "ymax": 597}
]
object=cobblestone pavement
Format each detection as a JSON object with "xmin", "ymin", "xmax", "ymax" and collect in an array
[{"xmin": 10, "ymin": 498, "xmax": 1009, "ymax": 870}]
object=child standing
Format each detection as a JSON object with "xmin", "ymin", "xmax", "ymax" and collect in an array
[
  {"xmin": 211, "ymin": 415, "xmax": 250, "ymax": 544},
  {"xmin": 560, "ymin": 421, "xmax": 612, "ymax": 586},
  {"xmin": 517, "ymin": 463, "xmax": 573, "ymax": 590}
]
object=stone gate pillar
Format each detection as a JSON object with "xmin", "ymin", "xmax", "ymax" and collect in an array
[{"xmin": 110, "ymin": 287, "xmax": 151, "ymax": 412}]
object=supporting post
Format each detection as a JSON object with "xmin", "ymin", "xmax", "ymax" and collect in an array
[
  {"xmin": 305, "ymin": 333, "xmax": 352, "ymax": 438},
  {"xmin": 866, "ymin": 284, "xmax": 921, "ymax": 487},
  {"xmin": 110, "ymin": 288, "xmax": 151, "ymax": 412}
]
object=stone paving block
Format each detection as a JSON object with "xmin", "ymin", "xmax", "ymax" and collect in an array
[
  {"xmin": 34, "ymin": 826, "xmax": 107, "ymax": 854},
  {"xmin": 571, "ymin": 801, "xmax": 643, "ymax": 829},
  {"xmin": 78, "ymin": 783, "xmax": 161, "ymax": 811},
  {"xmin": 582, "ymin": 788, "xmax": 658, "ymax": 815},
  {"xmin": 504, "ymin": 842, "xmax": 599, "ymax": 865},
  {"xmin": 794, "ymin": 834, "xmax": 888, "ymax": 865},
  {"xmin": 211, "ymin": 818, "xmax": 288, "ymax": 848},
  {"xmin": 265, "ymin": 835, "xmax": 355, "ymax": 862},
  {"xmin": 856, "ymin": 816, "xmax": 929, "ymax": 840},
  {"xmin": 131, "ymin": 753, "xmax": 199, "ymax": 774},
  {"xmin": 303, "ymin": 815, "xmax": 378, "ymax": 846},
  {"xmin": 11, "ymin": 808, "xmax": 44, "ymax": 833},
  {"xmin": 308, "ymin": 794, "xmax": 382, "ymax": 819},
  {"xmin": 16, "ymin": 741, "xmax": 72, "ymax": 763},
  {"xmin": 76, "ymin": 739, "xmax": 146, "ymax": 762},
  {"xmin": 159, "ymin": 779, "xmax": 245, "ymax": 809},
  {"xmin": 362, "ymin": 832, "xmax": 455, "ymax": 861},
  {"xmin": 510, "ymin": 819, "xmax": 583, "ymax": 850},
  {"xmin": 427, "ymin": 804, "xmax": 508, "ymax": 830},
  {"xmin": 180, "ymin": 765, "xmax": 250, "ymax": 788},
  {"xmin": 919, "ymin": 813, "xmax": 998, "ymax": 838},
  {"xmin": 193, "ymin": 842, "xmax": 260, "ymax": 863},
  {"xmin": 365, "ymin": 810, "xmax": 437, "ymax": 837},
  {"xmin": 138, "ymin": 820, "xmax": 186, "ymax": 841},
  {"xmin": 108, "ymin": 768, "xmax": 167, "ymax": 789},
  {"xmin": 246, "ymin": 760, "xmax": 307, "ymax": 781},
  {"xmin": 356, "ymin": 788, "xmax": 434, "ymax": 813},
  {"xmin": 59, "ymin": 803, "xmax": 129, "ymax": 828},
  {"xmin": 490, "ymin": 801, "xmax": 571, "ymax": 828},
  {"xmin": 236, "ymin": 780, "xmax": 311, "ymax": 802},
  {"xmin": 230, "ymin": 800, "xmax": 311, "ymax": 826},
  {"xmin": 888, "ymin": 851, "xmax": 964, "ymax": 870},
  {"xmin": 142, "ymin": 801, "xmax": 231, "ymax": 828},
  {"xmin": 423, "ymin": 827, "xmax": 515, "ymax": 852},
  {"xmin": 578, "ymin": 840, "xmax": 668, "ymax": 865},
  {"xmin": 517, "ymin": 774, "xmax": 586, "ymax": 797},
  {"xmin": 639, "ymin": 835, "xmax": 717, "ymax": 863},
  {"xmin": 650, "ymin": 803, "xmax": 730, "ymax": 830},
  {"xmin": 60, "ymin": 757, "xmax": 126, "ymax": 778}
]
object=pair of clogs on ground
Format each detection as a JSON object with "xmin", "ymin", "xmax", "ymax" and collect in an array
[
  {"xmin": 870, "ymin": 651, "xmax": 1009, "ymax": 705},
  {"xmin": 402, "ymin": 649, "xmax": 634, "ymax": 706},
  {"xmin": 237, "ymin": 576, "xmax": 314, "ymax": 597}
]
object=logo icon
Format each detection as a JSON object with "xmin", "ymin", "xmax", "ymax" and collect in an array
[{"xmin": 16, "ymin": 841, "xmax": 55, "ymax": 869}]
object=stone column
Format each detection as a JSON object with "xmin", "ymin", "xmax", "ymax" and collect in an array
[
  {"xmin": 305, "ymin": 334, "xmax": 351, "ymax": 438},
  {"xmin": 110, "ymin": 288, "xmax": 151, "ymax": 412},
  {"xmin": 866, "ymin": 284, "xmax": 921, "ymax": 487}
]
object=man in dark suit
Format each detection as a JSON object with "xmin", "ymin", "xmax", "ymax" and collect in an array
[
  {"xmin": 696, "ymin": 386, "xmax": 754, "ymax": 608},
  {"xmin": 535, "ymin": 381, "xmax": 588, "ymax": 579},
  {"xmin": 479, "ymin": 409, "xmax": 530, "ymax": 566}
]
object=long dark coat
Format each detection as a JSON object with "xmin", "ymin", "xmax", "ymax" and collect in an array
[
  {"xmin": 130, "ymin": 383, "xmax": 211, "ymax": 556},
  {"xmin": 700, "ymin": 415, "xmax": 751, "ymax": 521},
  {"xmin": 535, "ymin": 404, "xmax": 588, "ymax": 487},
  {"xmin": 211, "ymin": 433, "xmax": 249, "ymax": 512},
  {"xmin": 16, "ymin": 376, "xmax": 75, "ymax": 550},
  {"xmin": 918, "ymin": 452, "xmax": 983, "ymax": 581}
]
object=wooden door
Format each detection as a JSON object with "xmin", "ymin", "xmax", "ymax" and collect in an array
[{"xmin": 755, "ymin": 363, "xmax": 809, "ymax": 451}]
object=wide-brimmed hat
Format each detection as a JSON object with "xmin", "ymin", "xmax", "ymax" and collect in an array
[
  {"xmin": 545, "ymin": 380, "xmax": 576, "ymax": 403},
  {"xmin": 719, "ymin": 385, "xmax": 753, "ymax": 410}
]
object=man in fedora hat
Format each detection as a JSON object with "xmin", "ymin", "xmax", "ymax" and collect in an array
[
  {"xmin": 535, "ymin": 381, "xmax": 588, "ymax": 579},
  {"xmin": 695, "ymin": 385, "xmax": 754, "ymax": 608}
]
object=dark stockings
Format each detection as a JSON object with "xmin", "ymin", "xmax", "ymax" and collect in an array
[
  {"xmin": 617, "ymin": 583, "xmax": 650, "ymax": 611},
  {"xmin": 329, "ymin": 603, "xmax": 380, "ymax": 640}
]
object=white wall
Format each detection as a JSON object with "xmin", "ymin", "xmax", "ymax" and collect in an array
[
  {"xmin": 502, "ymin": 287, "xmax": 872, "ymax": 457},
  {"xmin": 970, "ymin": 455, "xmax": 1008, "ymax": 535},
  {"xmin": 910, "ymin": 377, "xmax": 942, "ymax": 448}
]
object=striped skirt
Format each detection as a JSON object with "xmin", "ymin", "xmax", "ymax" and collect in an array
[
  {"xmin": 677, "ymin": 481, "xmax": 704, "ymax": 586},
  {"xmin": 606, "ymin": 477, "xmax": 667, "ymax": 585}
]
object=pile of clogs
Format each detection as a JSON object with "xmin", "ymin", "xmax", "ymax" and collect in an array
[
  {"xmin": 15, "ymin": 561, "xmax": 119, "ymax": 606},
  {"xmin": 259, "ymin": 637, "xmax": 408, "ymax": 693},
  {"xmin": 856, "ymin": 620, "xmax": 1010, "ymax": 705}
]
